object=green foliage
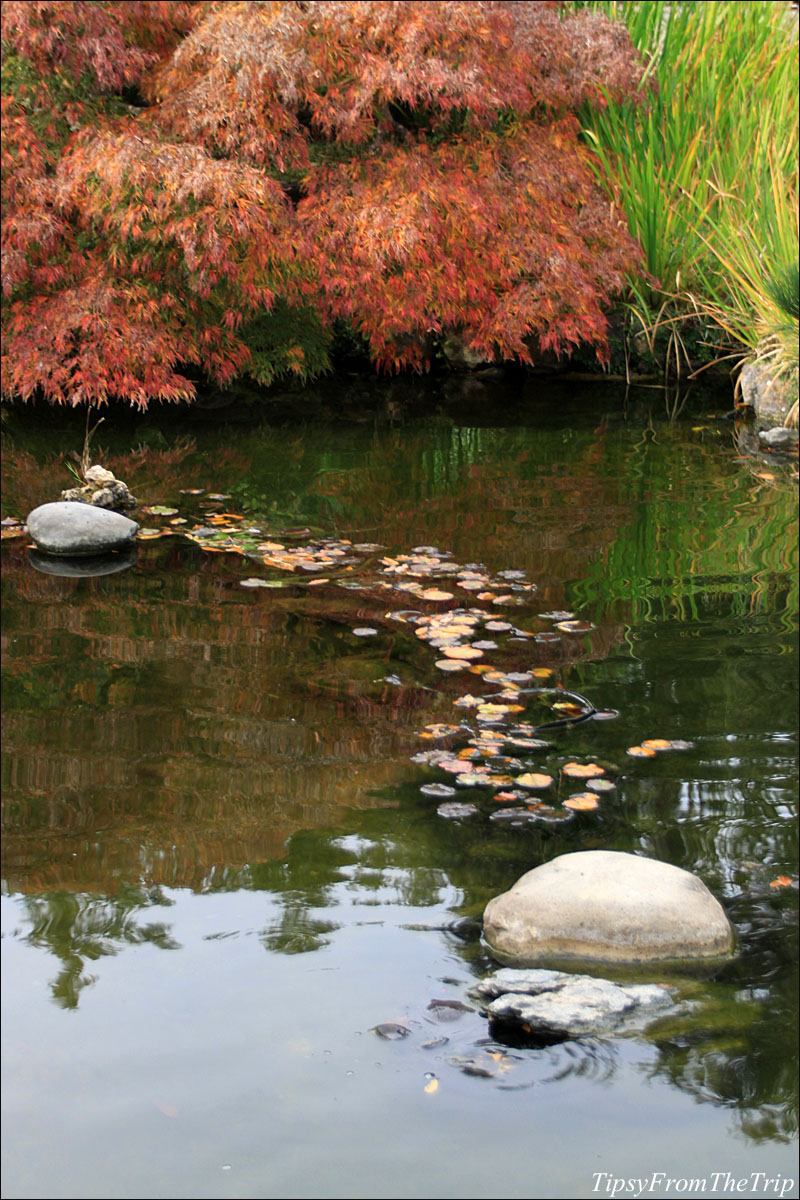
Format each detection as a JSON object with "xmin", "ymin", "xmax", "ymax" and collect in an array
[
  {"xmin": 570, "ymin": 0, "xmax": 799, "ymax": 393},
  {"xmin": 238, "ymin": 301, "xmax": 332, "ymax": 387}
]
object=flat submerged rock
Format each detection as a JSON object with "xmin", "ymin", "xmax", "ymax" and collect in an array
[
  {"xmin": 469, "ymin": 967, "xmax": 677, "ymax": 1040},
  {"xmin": 483, "ymin": 850, "xmax": 735, "ymax": 969},
  {"xmin": 27, "ymin": 502, "xmax": 139, "ymax": 557}
]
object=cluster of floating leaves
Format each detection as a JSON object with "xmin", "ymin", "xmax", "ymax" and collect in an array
[{"xmin": 129, "ymin": 494, "xmax": 692, "ymax": 824}]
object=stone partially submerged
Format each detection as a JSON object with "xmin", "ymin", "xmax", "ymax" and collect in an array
[
  {"xmin": 469, "ymin": 967, "xmax": 677, "ymax": 1040},
  {"xmin": 483, "ymin": 850, "xmax": 735, "ymax": 969},
  {"xmin": 27, "ymin": 501, "xmax": 139, "ymax": 558}
]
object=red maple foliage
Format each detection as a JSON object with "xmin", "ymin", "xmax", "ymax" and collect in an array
[{"xmin": 2, "ymin": 0, "xmax": 645, "ymax": 408}]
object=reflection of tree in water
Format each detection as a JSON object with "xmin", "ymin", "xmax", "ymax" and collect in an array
[{"xmin": 17, "ymin": 885, "xmax": 180, "ymax": 1009}]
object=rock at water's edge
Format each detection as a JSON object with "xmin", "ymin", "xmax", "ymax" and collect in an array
[
  {"xmin": 27, "ymin": 501, "xmax": 139, "ymax": 557},
  {"xmin": 483, "ymin": 850, "xmax": 735, "ymax": 968},
  {"xmin": 740, "ymin": 363, "xmax": 796, "ymax": 428}
]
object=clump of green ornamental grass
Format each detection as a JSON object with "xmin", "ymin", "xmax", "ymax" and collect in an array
[{"xmin": 569, "ymin": 0, "xmax": 798, "ymax": 415}]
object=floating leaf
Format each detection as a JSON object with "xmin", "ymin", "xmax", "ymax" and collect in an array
[
  {"xmin": 352, "ymin": 627, "xmax": 378, "ymax": 637},
  {"xmin": 531, "ymin": 668, "xmax": 553, "ymax": 679},
  {"xmin": 490, "ymin": 807, "xmax": 537, "ymax": 825},
  {"xmin": 476, "ymin": 703, "xmax": 524, "ymax": 719},
  {"xmin": 442, "ymin": 645, "xmax": 484, "ymax": 661},
  {"xmin": 641, "ymin": 738, "xmax": 672, "ymax": 751},
  {"xmin": 563, "ymin": 793, "xmax": 600, "ymax": 811},
  {"xmin": 555, "ymin": 619, "xmax": 596, "ymax": 634},
  {"xmin": 435, "ymin": 659, "xmax": 466, "ymax": 672},
  {"xmin": 418, "ymin": 724, "xmax": 461, "ymax": 740},
  {"xmin": 424, "ymin": 1077, "xmax": 439, "ymax": 1094},
  {"xmin": 439, "ymin": 759, "xmax": 479, "ymax": 775},
  {"xmin": 137, "ymin": 528, "xmax": 164, "ymax": 539},
  {"xmin": 770, "ymin": 876, "xmax": 794, "ymax": 889},
  {"xmin": 420, "ymin": 589, "xmax": 454, "ymax": 602},
  {"xmin": 240, "ymin": 578, "xmax": 270, "ymax": 588},
  {"xmin": 420, "ymin": 783, "xmax": 457, "ymax": 798},
  {"xmin": 562, "ymin": 762, "xmax": 605, "ymax": 778},
  {"xmin": 455, "ymin": 772, "xmax": 492, "ymax": 789},
  {"xmin": 517, "ymin": 772, "xmax": 553, "ymax": 790},
  {"xmin": 505, "ymin": 737, "xmax": 549, "ymax": 751},
  {"xmin": 627, "ymin": 745, "xmax": 656, "ymax": 758},
  {"xmin": 539, "ymin": 611, "xmax": 575, "ymax": 621},
  {"xmin": 586, "ymin": 777, "xmax": 616, "ymax": 793},
  {"xmin": 143, "ymin": 505, "xmax": 179, "ymax": 516},
  {"xmin": 437, "ymin": 802, "xmax": 479, "ymax": 819}
]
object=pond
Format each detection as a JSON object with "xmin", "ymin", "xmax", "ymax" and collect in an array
[{"xmin": 1, "ymin": 374, "xmax": 798, "ymax": 1200}]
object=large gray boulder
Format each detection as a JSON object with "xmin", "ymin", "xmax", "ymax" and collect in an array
[
  {"xmin": 469, "ymin": 967, "xmax": 677, "ymax": 1039},
  {"xmin": 483, "ymin": 850, "xmax": 735, "ymax": 969},
  {"xmin": 27, "ymin": 501, "xmax": 139, "ymax": 557}
]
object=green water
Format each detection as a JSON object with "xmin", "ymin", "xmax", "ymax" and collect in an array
[{"xmin": 1, "ymin": 376, "xmax": 798, "ymax": 1199}]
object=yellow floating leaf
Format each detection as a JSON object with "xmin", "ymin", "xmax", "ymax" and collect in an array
[
  {"xmin": 424, "ymin": 1077, "xmax": 439, "ymax": 1094},
  {"xmin": 531, "ymin": 668, "xmax": 553, "ymax": 679},
  {"xmin": 443, "ymin": 645, "xmax": 484, "ymax": 661},
  {"xmin": 563, "ymin": 793, "xmax": 600, "ymax": 811},
  {"xmin": 641, "ymin": 738, "xmax": 672, "ymax": 751},
  {"xmin": 477, "ymin": 703, "xmax": 524, "ymax": 718},
  {"xmin": 562, "ymin": 762, "xmax": 605, "ymax": 778},
  {"xmin": 517, "ymin": 772, "xmax": 553, "ymax": 790},
  {"xmin": 420, "ymin": 589, "xmax": 454, "ymax": 602},
  {"xmin": 770, "ymin": 876, "xmax": 793, "ymax": 889}
]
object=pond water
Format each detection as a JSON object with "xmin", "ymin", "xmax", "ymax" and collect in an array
[{"xmin": 1, "ymin": 375, "xmax": 798, "ymax": 1200}]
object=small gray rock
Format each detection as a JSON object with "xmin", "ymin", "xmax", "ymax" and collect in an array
[
  {"xmin": 758, "ymin": 426, "xmax": 798, "ymax": 450},
  {"xmin": 83, "ymin": 465, "xmax": 116, "ymax": 485},
  {"xmin": 27, "ymin": 501, "xmax": 139, "ymax": 557}
]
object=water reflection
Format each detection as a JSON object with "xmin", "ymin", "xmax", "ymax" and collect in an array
[{"xmin": 2, "ymin": 382, "xmax": 797, "ymax": 1191}]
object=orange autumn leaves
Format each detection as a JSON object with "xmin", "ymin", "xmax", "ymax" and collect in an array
[{"xmin": 2, "ymin": 1, "xmax": 645, "ymax": 406}]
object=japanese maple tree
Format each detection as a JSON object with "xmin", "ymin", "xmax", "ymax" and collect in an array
[{"xmin": 2, "ymin": 0, "xmax": 646, "ymax": 408}]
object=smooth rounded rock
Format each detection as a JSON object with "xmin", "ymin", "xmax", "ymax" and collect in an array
[
  {"xmin": 27, "ymin": 501, "xmax": 139, "ymax": 557},
  {"xmin": 483, "ymin": 850, "xmax": 735, "ymax": 968}
]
